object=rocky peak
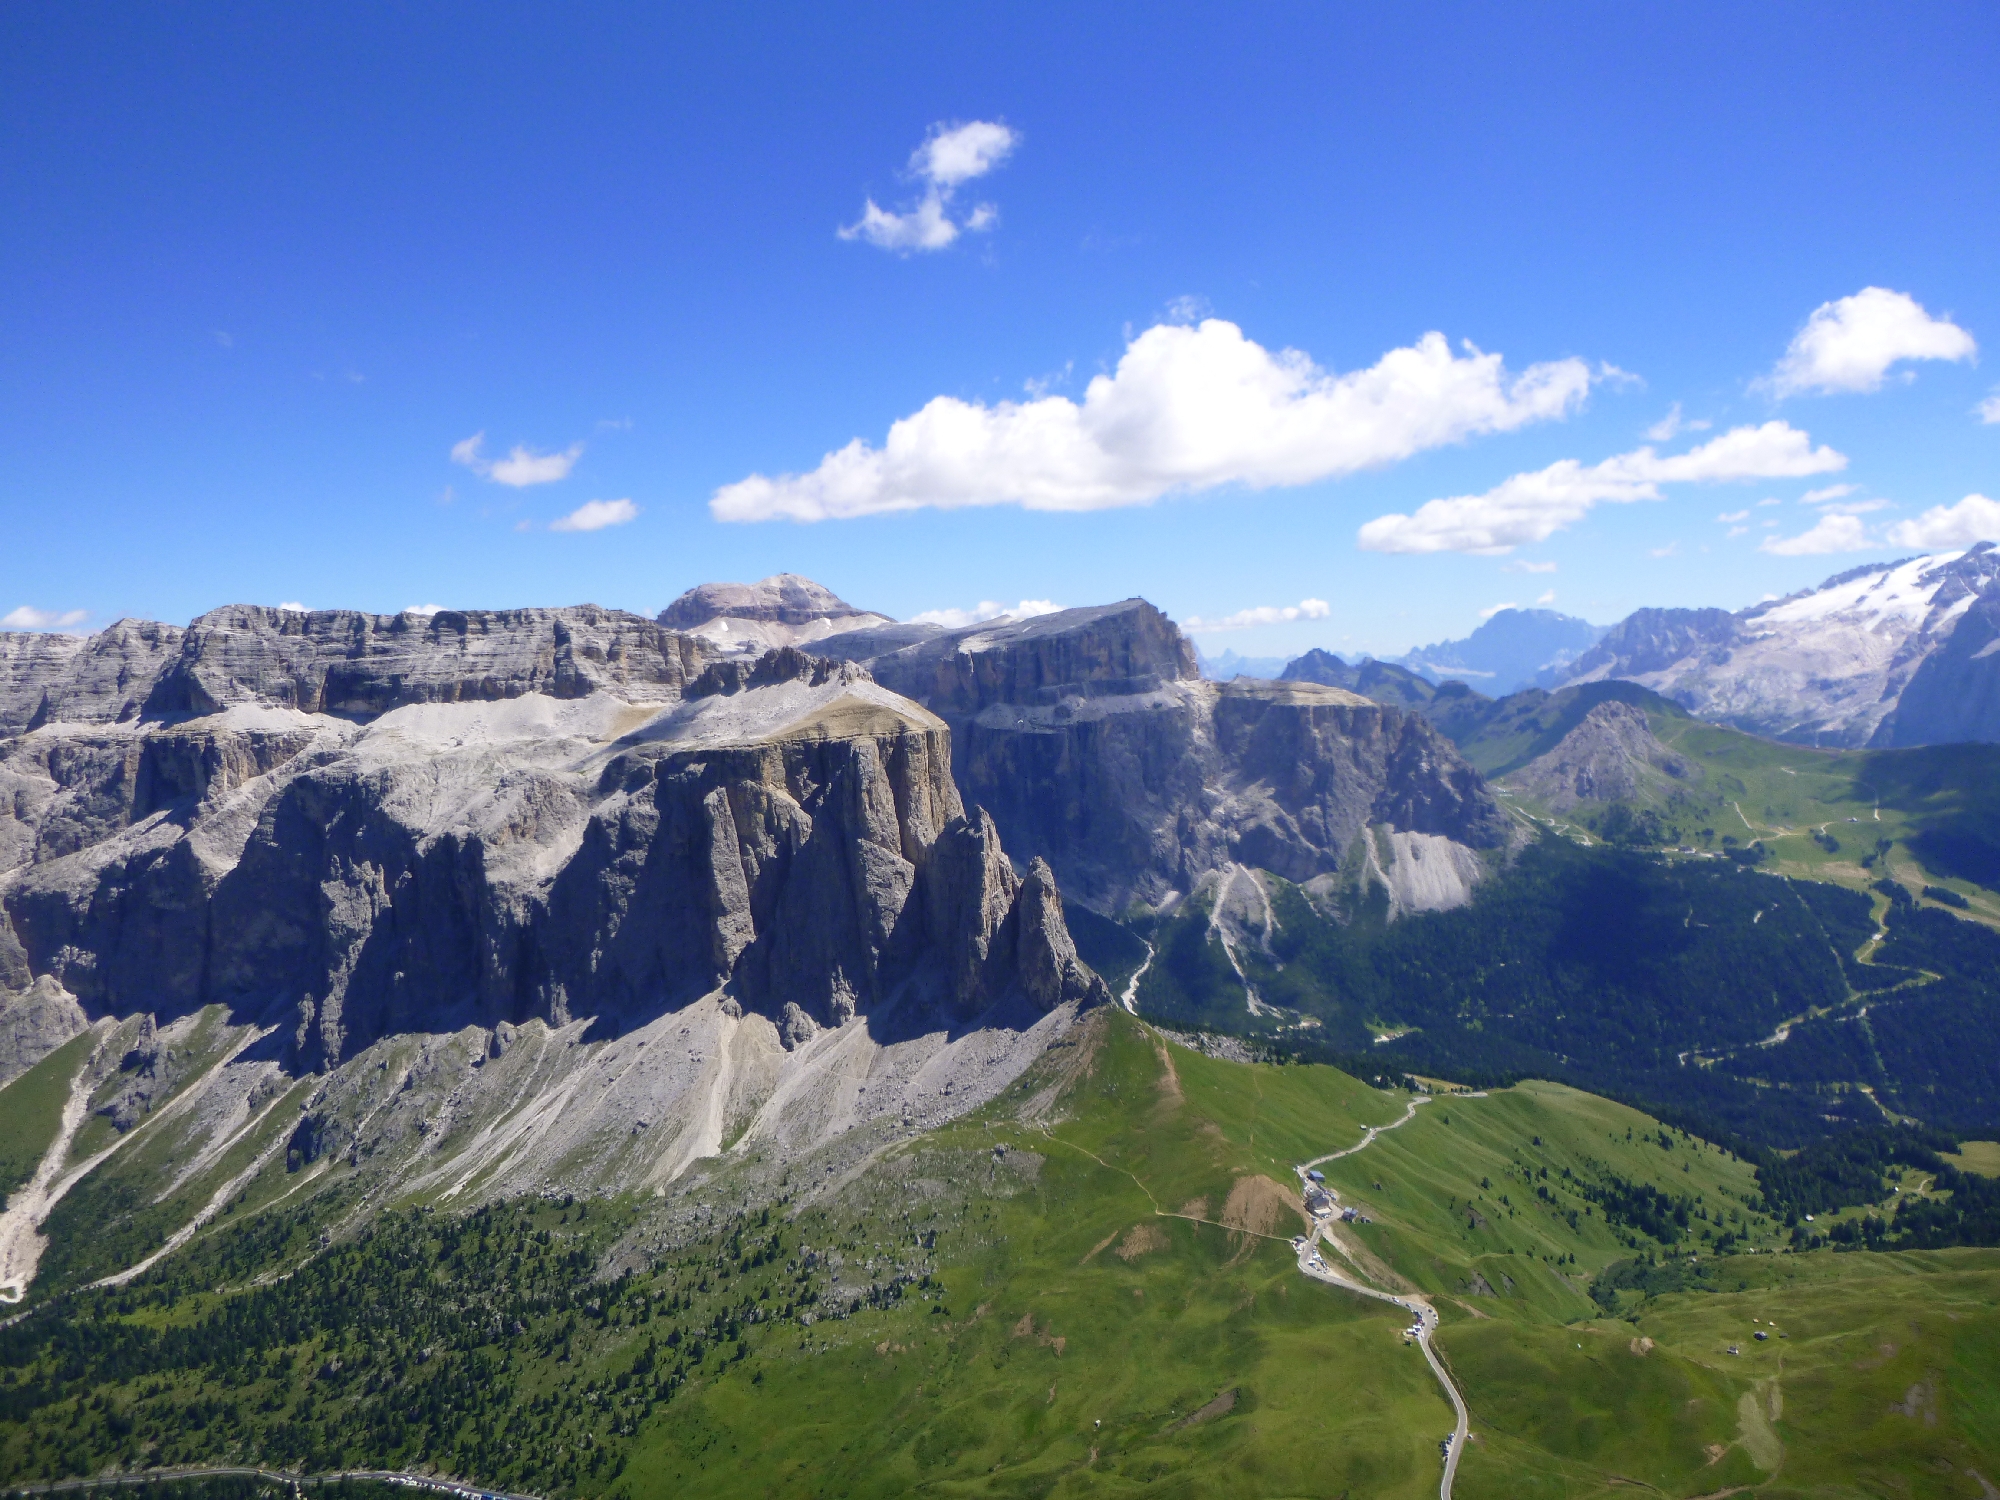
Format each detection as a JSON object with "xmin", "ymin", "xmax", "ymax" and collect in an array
[
  {"xmin": 1507, "ymin": 700, "xmax": 1700, "ymax": 813},
  {"xmin": 659, "ymin": 574, "xmax": 880, "ymax": 630}
]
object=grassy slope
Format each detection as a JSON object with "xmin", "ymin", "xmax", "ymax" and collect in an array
[
  {"xmin": 0, "ymin": 1029, "xmax": 95, "ymax": 1205},
  {"xmin": 1456, "ymin": 684, "xmax": 2000, "ymax": 926},
  {"xmin": 4, "ymin": 1011, "xmax": 1997, "ymax": 1498}
]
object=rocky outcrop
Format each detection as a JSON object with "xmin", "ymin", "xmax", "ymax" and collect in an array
[
  {"xmin": 657, "ymin": 574, "xmax": 894, "ymax": 654},
  {"xmin": 0, "ymin": 620, "xmax": 186, "ymax": 734},
  {"xmin": 0, "ymin": 612, "xmax": 1104, "ymax": 1084},
  {"xmin": 1506, "ymin": 701, "xmax": 1701, "ymax": 813},
  {"xmin": 820, "ymin": 600, "xmax": 1507, "ymax": 907}
]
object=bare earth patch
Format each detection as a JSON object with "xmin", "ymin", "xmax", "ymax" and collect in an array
[{"xmin": 1114, "ymin": 1223, "xmax": 1167, "ymax": 1261}]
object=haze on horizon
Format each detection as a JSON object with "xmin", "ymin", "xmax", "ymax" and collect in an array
[{"xmin": 2, "ymin": 4, "xmax": 1996, "ymax": 661}]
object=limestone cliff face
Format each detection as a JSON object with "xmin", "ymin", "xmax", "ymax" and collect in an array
[
  {"xmin": 0, "ymin": 616, "xmax": 1102, "ymax": 1084},
  {"xmin": 147, "ymin": 604, "xmax": 710, "ymax": 719},
  {"xmin": 820, "ymin": 601, "xmax": 1507, "ymax": 907}
]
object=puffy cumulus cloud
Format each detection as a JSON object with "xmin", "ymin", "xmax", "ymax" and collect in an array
[
  {"xmin": 277, "ymin": 601, "xmax": 308, "ymax": 613},
  {"xmin": 451, "ymin": 432, "xmax": 583, "ymax": 487},
  {"xmin": 1358, "ymin": 422, "xmax": 1846, "ymax": 555},
  {"xmin": 1182, "ymin": 598, "xmax": 1330, "ymax": 633},
  {"xmin": 909, "ymin": 598, "xmax": 1062, "ymax": 630},
  {"xmin": 404, "ymin": 603, "xmax": 446, "ymax": 616},
  {"xmin": 714, "ymin": 320, "xmax": 1593, "ymax": 523},
  {"xmin": 1760, "ymin": 513, "xmax": 1872, "ymax": 555},
  {"xmin": 840, "ymin": 120, "xmax": 1018, "ymax": 254},
  {"xmin": 2, "ymin": 605, "xmax": 88, "ymax": 630},
  {"xmin": 1884, "ymin": 494, "xmax": 2000, "ymax": 550},
  {"xmin": 548, "ymin": 498, "xmax": 638, "ymax": 533},
  {"xmin": 1766, "ymin": 287, "xmax": 1976, "ymax": 397}
]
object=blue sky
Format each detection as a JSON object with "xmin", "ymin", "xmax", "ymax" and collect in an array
[{"xmin": 4, "ymin": 3, "xmax": 1997, "ymax": 659}]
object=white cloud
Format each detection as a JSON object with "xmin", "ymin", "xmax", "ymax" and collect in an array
[
  {"xmin": 1800, "ymin": 483, "xmax": 1858, "ymax": 505},
  {"xmin": 840, "ymin": 120, "xmax": 1018, "ymax": 254},
  {"xmin": 548, "ymin": 498, "xmax": 638, "ymax": 533},
  {"xmin": 1536, "ymin": 589, "xmax": 1557, "ymax": 605},
  {"xmin": 1478, "ymin": 601, "xmax": 1518, "ymax": 619},
  {"xmin": 1717, "ymin": 510, "xmax": 1750, "ymax": 523},
  {"xmin": 1760, "ymin": 513, "xmax": 1871, "ymax": 555},
  {"xmin": 1357, "ymin": 421, "xmax": 1846, "ymax": 555},
  {"xmin": 1649, "ymin": 542, "xmax": 1680, "ymax": 559},
  {"xmin": 1644, "ymin": 402, "xmax": 1711, "ymax": 442},
  {"xmin": 1726, "ymin": 526, "xmax": 1749, "ymax": 537},
  {"xmin": 1757, "ymin": 496, "xmax": 1783, "ymax": 507},
  {"xmin": 1182, "ymin": 598, "xmax": 1331, "ymax": 633},
  {"xmin": 714, "ymin": 319, "xmax": 1593, "ymax": 523},
  {"xmin": 909, "ymin": 598, "xmax": 1063, "ymax": 630},
  {"xmin": 1502, "ymin": 559, "xmax": 1557, "ymax": 574},
  {"xmin": 1980, "ymin": 392, "xmax": 2000, "ymax": 425},
  {"xmin": 404, "ymin": 603, "xmax": 446, "ymax": 616},
  {"xmin": 2, "ymin": 605, "xmax": 89, "ymax": 630},
  {"xmin": 277, "ymin": 601, "xmax": 308, "ymax": 612},
  {"xmin": 1766, "ymin": 287, "xmax": 1976, "ymax": 397},
  {"xmin": 451, "ymin": 432, "xmax": 583, "ymax": 487},
  {"xmin": 1884, "ymin": 494, "xmax": 2000, "ymax": 550},
  {"xmin": 1819, "ymin": 498, "xmax": 1891, "ymax": 516}
]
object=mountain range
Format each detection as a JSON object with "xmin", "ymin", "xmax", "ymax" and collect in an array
[{"xmin": 6, "ymin": 571, "xmax": 2000, "ymax": 1495}]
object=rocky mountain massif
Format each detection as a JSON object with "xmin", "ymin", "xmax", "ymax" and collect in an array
[
  {"xmin": 0, "ymin": 602, "xmax": 1110, "ymax": 1297},
  {"xmin": 800, "ymin": 599, "xmax": 1510, "ymax": 912}
]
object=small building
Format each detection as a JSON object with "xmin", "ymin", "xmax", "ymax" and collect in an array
[{"xmin": 1307, "ymin": 1169, "xmax": 1326, "ymax": 1184}]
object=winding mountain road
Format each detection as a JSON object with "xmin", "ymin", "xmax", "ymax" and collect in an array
[{"xmin": 1293, "ymin": 1094, "xmax": 1471, "ymax": 1499}]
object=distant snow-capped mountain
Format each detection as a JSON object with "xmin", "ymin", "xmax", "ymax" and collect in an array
[{"xmin": 1554, "ymin": 543, "xmax": 2000, "ymax": 747}]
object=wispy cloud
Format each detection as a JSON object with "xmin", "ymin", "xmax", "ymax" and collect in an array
[
  {"xmin": 451, "ymin": 432, "xmax": 583, "ymax": 487},
  {"xmin": 1800, "ymin": 483, "xmax": 1858, "ymax": 505},
  {"xmin": 1358, "ymin": 422, "xmax": 1846, "ymax": 555},
  {"xmin": 1182, "ymin": 597, "xmax": 1330, "ymax": 633},
  {"xmin": 714, "ymin": 319, "xmax": 1593, "ymax": 522},
  {"xmin": 1761, "ymin": 513, "xmax": 1871, "ymax": 555},
  {"xmin": 1644, "ymin": 402, "xmax": 1710, "ymax": 442},
  {"xmin": 840, "ymin": 120, "xmax": 1019, "ymax": 254},
  {"xmin": 1502, "ymin": 559, "xmax": 1557, "ymax": 574},
  {"xmin": 1764, "ymin": 287, "xmax": 1975, "ymax": 397},
  {"xmin": 1979, "ymin": 391, "xmax": 2000, "ymax": 425},
  {"xmin": 909, "ymin": 598, "xmax": 1063, "ymax": 630},
  {"xmin": 1479, "ymin": 601, "xmax": 1518, "ymax": 619},
  {"xmin": 548, "ymin": 498, "xmax": 638, "ymax": 533},
  {"xmin": 1535, "ymin": 589, "xmax": 1557, "ymax": 605},
  {"xmin": 3, "ymin": 605, "xmax": 88, "ymax": 630},
  {"xmin": 1885, "ymin": 494, "xmax": 2000, "ymax": 550},
  {"xmin": 1717, "ymin": 510, "xmax": 1750, "ymax": 523},
  {"xmin": 1649, "ymin": 542, "xmax": 1680, "ymax": 558}
]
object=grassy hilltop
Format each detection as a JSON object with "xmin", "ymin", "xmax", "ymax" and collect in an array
[{"xmin": 4, "ymin": 1009, "xmax": 1997, "ymax": 1498}]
